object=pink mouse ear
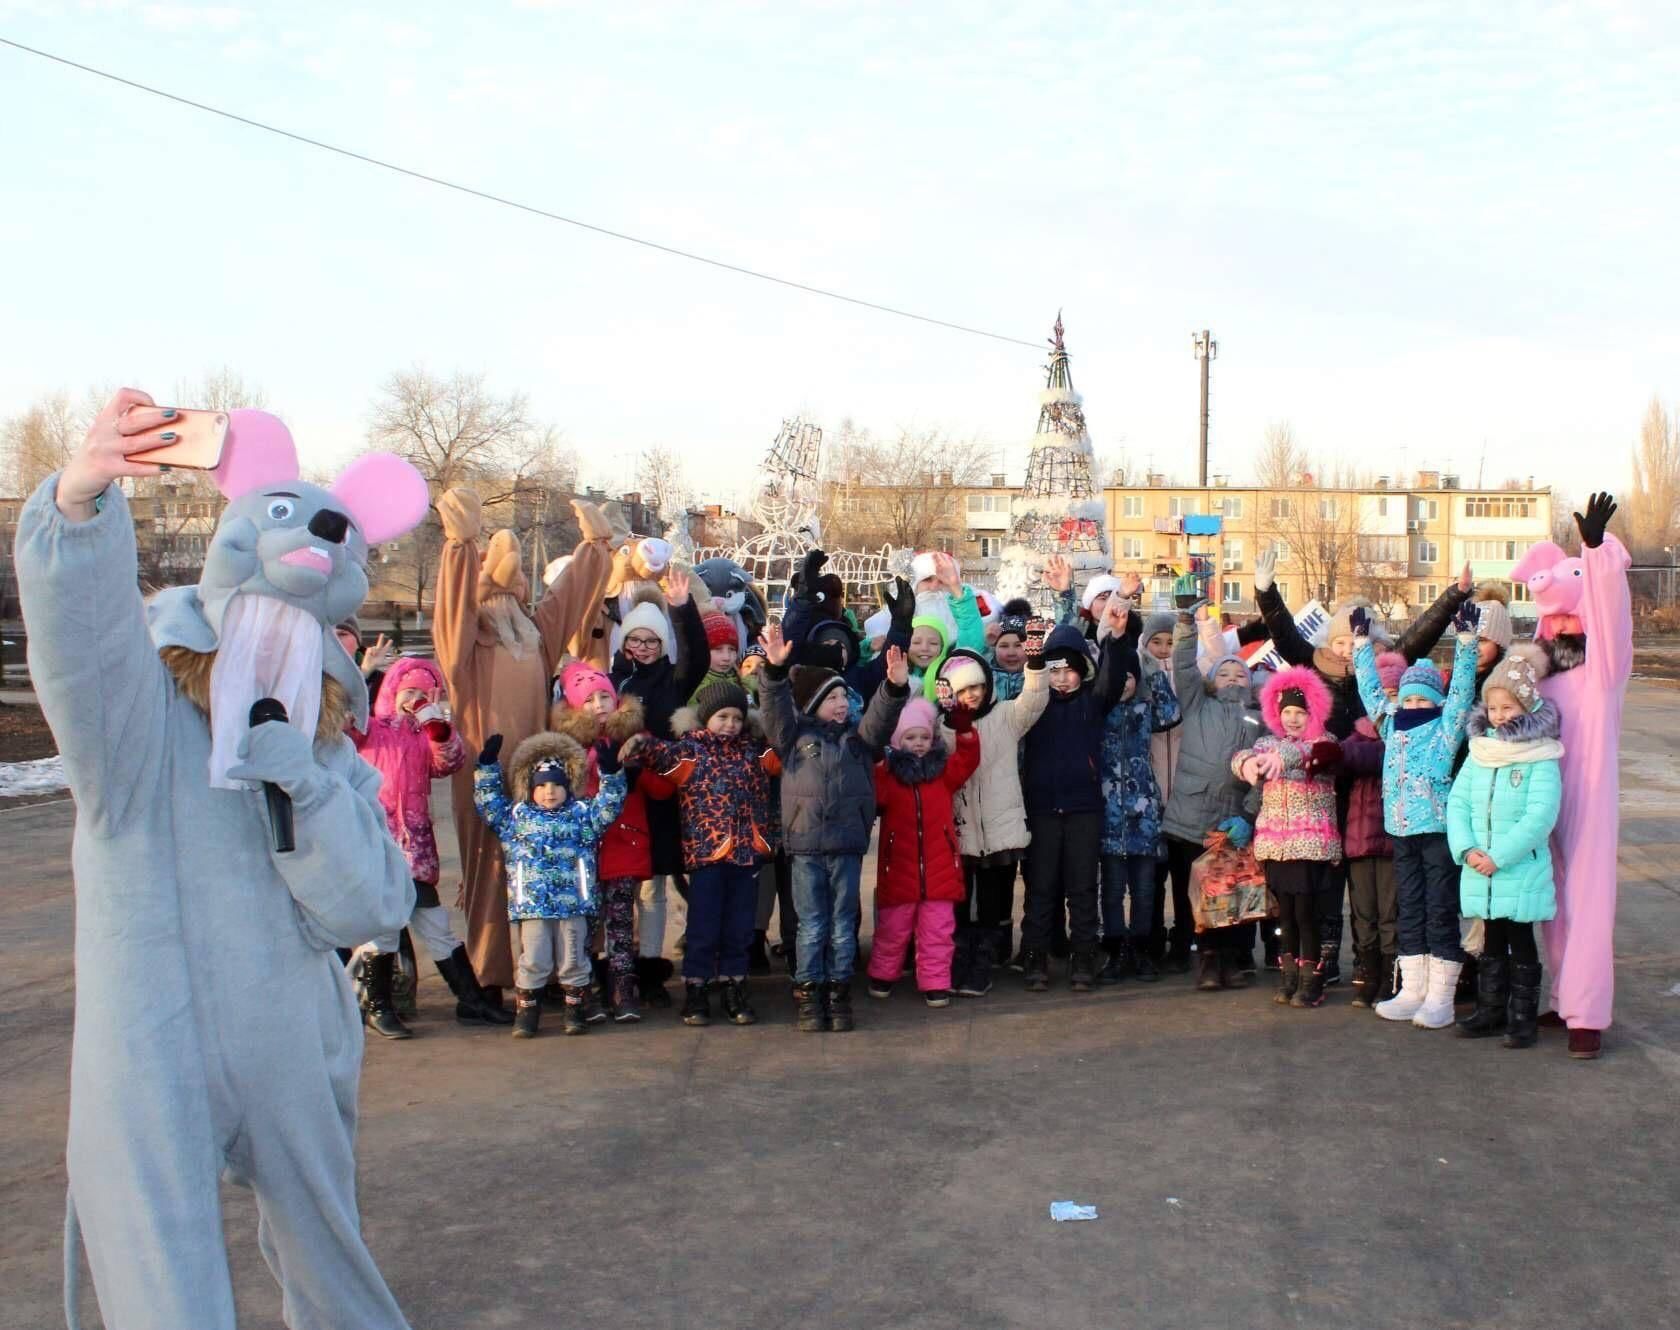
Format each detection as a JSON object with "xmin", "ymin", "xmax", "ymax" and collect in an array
[
  {"xmin": 332, "ymin": 453, "xmax": 430, "ymax": 545},
  {"xmin": 1511, "ymin": 540, "xmax": 1565, "ymax": 585},
  {"xmin": 212, "ymin": 409, "xmax": 300, "ymax": 499}
]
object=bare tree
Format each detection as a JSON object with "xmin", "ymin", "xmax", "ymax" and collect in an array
[
  {"xmin": 1254, "ymin": 420, "xmax": 1308, "ymax": 488},
  {"xmin": 1, "ymin": 391, "xmax": 83, "ymax": 494},
  {"xmin": 1627, "ymin": 396, "xmax": 1679, "ymax": 559},
  {"xmin": 174, "ymin": 365, "xmax": 269, "ymax": 413},
  {"xmin": 824, "ymin": 425, "xmax": 993, "ymax": 552},
  {"xmin": 637, "ymin": 446, "xmax": 691, "ymax": 525},
  {"xmin": 1261, "ymin": 487, "xmax": 1366, "ymax": 606}
]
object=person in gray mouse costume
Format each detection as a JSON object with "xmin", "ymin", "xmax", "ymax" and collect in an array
[
  {"xmin": 15, "ymin": 390, "xmax": 430, "ymax": 1330},
  {"xmin": 693, "ymin": 555, "xmax": 767, "ymax": 650}
]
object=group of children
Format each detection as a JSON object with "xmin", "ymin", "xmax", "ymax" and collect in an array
[{"xmin": 348, "ymin": 544, "xmax": 1573, "ymax": 1055}]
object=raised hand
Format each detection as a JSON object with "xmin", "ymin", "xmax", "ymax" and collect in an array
[
  {"xmin": 664, "ymin": 567, "xmax": 691, "ymax": 606},
  {"xmin": 1254, "ymin": 547, "xmax": 1278, "ymax": 593},
  {"xmin": 761, "ymin": 622, "xmax": 793, "ymax": 666},
  {"xmin": 1349, "ymin": 606, "xmax": 1371, "ymax": 639},
  {"xmin": 1575, "ymin": 492, "xmax": 1617, "ymax": 549},
  {"xmin": 1102, "ymin": 591, "xmax": 1131, "ymax": 635},
  {"xmin": 882, "ymin": 576, "xmax": 915, "ymax": 631},
  {"xmin": 1042, "ymin": 553, "xmax": 1073, "ymax": 592},
  {"xmin": 935, "ymin": 677, "xmax": 956, "ymax": 711},
  {"xmin": 799, "ymin": 548, "xmax": 828, "ymax": 591},
  {"xmin": 478, "ymin": 733, "xmax": 504, "ymax": 767},
  {"xmin": 55, "ymin": 388, "xmax": 166, "ymax": 519},
  {"xmin": 946, "ymin": 703, "xmax": 974, "ymax": 733},
  {"xmin": 361, "ymin": 633, "xmax": 396, "ymax": 676},
  {"xmin": 885, "ymin": 644, "xmax": 909, "ymax": 687},
  {"xmin": 1458, "ymin": 562, "xmax": 1473, "ymax": 593},
  {"xmin": 1452, "ymin": 599, "xmax": 1480, "ymax": 635},
  {"xmin": 595, "ymin": 736, "xmax": 623, "ymax": 776},
  {"xmin": 933, "ymin": 551, "xmax": 962, "ymax": 594},
  {"xmin": 1117, "ymin": 571, "xmax": 1144, "ymax": 600},
  {"xmin": 1024, "ymin": 617, "xmax": 1050, "ymax": 659}
]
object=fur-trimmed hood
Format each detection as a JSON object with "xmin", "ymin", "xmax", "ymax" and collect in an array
[
  {"xmin": 549, "ymin": 693, "xmax": 647, "ymax": 748},
  {"xmin": 160, "ymin": 646, "xmax": 350, "ymax": 745},
  {"xmin": 1260, "ymin": 664, "xmax": 1333, "ymax": 740},
  {"xmin": 507, "ymin": 731, "xmax": 589, "ymax": 804},
  {"xmin": 374, "ymin": 655, "xmax": 447, "ymax": 720},
  {"xmin": 883, "ymin": 739, "xmax": 951, "ymax": 785}
]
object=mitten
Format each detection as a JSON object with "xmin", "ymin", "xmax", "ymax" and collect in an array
[
  {"xmin": 798, "ymin": 549, "xmax": 828, "ymax": 599},
  {"xmin": 1307, "ymin": 739, "xmax": 1340, "ymax": 771},
  {"xmin": 1217, "ymin": 816, "xmax": 1253, "ymax": 850},
  {"xmin": 478, "ymin": 733, "xmax": 504, "ymax": 767},
  {"xmin": 1254, "ymin": 547, "xmax": 1278, "ymax": 592},
  {"xmin": 596, "ymin": 738, "xmax": 622, "ymax": 777},
  {"xmin": 1348, "ymin": 606, "xmax": 1370, "ymax": 638},
  {"xmin": 947, "ymin": 705, "xmax": 974, "ymax": 734},
  {"xmin": 1452, "ymin": 600, "xmax": 1479, "ymax": 635},
  {"xmin": 226, "ymin": 721, "xmax": 320, "ymax": 797}
]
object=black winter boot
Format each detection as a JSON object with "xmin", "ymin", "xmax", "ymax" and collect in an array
[
  {"xmin": 1273, "ymin": 954, "xmax": 1299, "ymax": 1005},
  {"xmin": 1293, "ymin": 953, "xmax": 1329, "ymax": 1008},
  {"xmin": 1502, "ymin": 961, "xmax": 1542, "ymax": 1049},
  {"xmin": 1195, "ymin": 948, "xmax": 1221, "ymax": 991},
  {"xmin": 561, "ymin": 988, "xmax": 589, "ymax": 1035},
  {"xmin": 748, "ymin": 931, "xmax": 772, "ymax": 976},
  {"xmin": 826, "ymin": 980, "xmax": 855, "ymax": 1032},
  {"xmin": 1456, "ymin": 953, "xmax": 1479, "ymax": 1004},
  {"xmin": 1375, "ymin": 953, "xmax": 1398, "ymax": 1005},
  {"xmin": 793, "ymin": 982, "xmax": 826, "ymax": 1032},
  {"xmin": 436, "ymin": 945, "xmax": 516, "ymax": 1026},
  {"xmin": 1167, "ymin": 924, "xmax": 1193, "ymax": 974},
  {"xmin": 1097, "ymin": 938, "xmax": 1127, "ymax": 986},
  {"xmin": 637, "ymin": 956, "xmax": 674, "ymax": 1009},
  {"xmin": 1349, "ymin": 945, "xmax": 1383, "ymax": 1009},
  {"xmin": 575, "ymin": 982, "xmax": 609, "ymax": 1025},
  {"xmin": 1217, "ymin": 948, "xmax": 1249, "ymax": 988},
  {"xmin": 512, "ymin": 987, "xmax": 542, "ymax": 1039},
  {"xmin": 956, "ymin": 932, "xmax": 993, "ymax": 997},
  {"xmin": 1069, "ymin": 947, "xmax": 1098, "ymax": 992},
  {"xmin": 1131, "ymin": 936, "xmax": 1159, "ymax": 983},
  {"xmin": 720, "ymin": 978, "xmax": 757, "ymax": 1025},
  {"xmin": 1021, "ymin": 948, "xmax": 1050, "ymax": 992},
  {"xmin": 1455, "ymin": 955, "xmax": 1509, "ymax": 1038},
  {"xmin": 364, "ymin": 953, "xmax": 413, "ymax": 1039},
  {"xmin": 611, "ymin": 972, "xmax": 642, "ymax": 1023},
  {"xmin": 680, "ymin": 981, "xmax": 711, "ymax": 1027}
]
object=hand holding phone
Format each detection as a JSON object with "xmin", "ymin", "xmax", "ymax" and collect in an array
[{"xmin": 121, "ymin": 406, "xmax": 229, "ymax": 470}]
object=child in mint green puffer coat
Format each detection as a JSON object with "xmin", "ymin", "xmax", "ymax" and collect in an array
[{"xmin": 1445, "ymin": 648, "xmax": 1564, "ymax": 1049}]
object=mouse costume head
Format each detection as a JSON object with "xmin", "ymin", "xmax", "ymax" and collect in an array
[{"xmin": 146, "ymin": 410, "xmax": 428, "ymax": 784}]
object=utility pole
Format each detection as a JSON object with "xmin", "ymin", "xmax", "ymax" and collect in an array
[{"xmin": 1192, "ymin": 329, "xmax": 1217, "ymax": 487}]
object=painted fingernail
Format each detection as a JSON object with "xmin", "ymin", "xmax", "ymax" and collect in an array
[
  {"xmin": 158, "ymin": 431, "xmax": 178, "ymax": 442},
  {"xmin": 160, "ymin": 408, "xmax": 177, "ymax": 419}
]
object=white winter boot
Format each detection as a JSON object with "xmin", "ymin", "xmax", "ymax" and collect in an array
[
  {"xmin": 1375, "ymin": 954, "xmax": 1429, "ymax": 1022},
  {"xmin": 1412, "ymin": 956, "xmax": 1464, "ymax": 1029}
]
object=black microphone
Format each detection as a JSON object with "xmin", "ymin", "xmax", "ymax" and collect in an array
[{"xmin": 248, "ymin": 698, "xmax": 296, "ymax": 854}]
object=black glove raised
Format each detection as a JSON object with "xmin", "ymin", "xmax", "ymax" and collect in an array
[
  {"xmin": 1348, "ymin": 606, "xmax": 1370, "ymax": 638},
  {"xmin": 882, "ymin": 576, "xmax": 915, "ymax": 634},
  {"xmin": 477, "ymin": 733, "xmax": 503, "ymax": 766},
  {"xmin": 798, "ymin": 549, "xmax": 828, "ymax": 597},
  {"xmin": 595, "ymin": 738, "xmax": 622, "ymax": 777},
  {"xmin": 1452, "ymin": 600, "xmax": 1479, "ymax": 635},
  {"xmin": 1574, "ymin": 492, "xmax": 1616, "ymax": 550}
]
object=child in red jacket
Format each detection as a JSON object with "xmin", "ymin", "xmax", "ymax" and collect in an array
[
  {"xmin": 550, "ymin": 661, "xmax": 676, "ymax": 1023},
  {"xmin": 866, "ymin": 698, "xmax": 981, "ymax": 1006}
]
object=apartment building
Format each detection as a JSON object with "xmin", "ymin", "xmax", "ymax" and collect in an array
[{"xmin": 1102, "ymin": 473, "xmax": 1552, "ymax": 621}]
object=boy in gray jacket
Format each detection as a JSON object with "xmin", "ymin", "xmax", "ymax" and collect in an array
[{"xmin": 759, "ymin": 623, "xmax": 909, "ymax": 1031}]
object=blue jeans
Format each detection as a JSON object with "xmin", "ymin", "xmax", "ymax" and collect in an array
[
  {"xmin": 789, "ymin": 853, "xmax": 863, "ymax": 984},
  {"xmin": 1100, "ymin": 854, "xmax": 1155, "ymax": 942},
  {"xmin": 1393, "ymin": 832, "xmax": 1463, "ymax": 962},
  {"xmin": 684, "ymin": 861, "xmax": 759, "ymax": 982}
]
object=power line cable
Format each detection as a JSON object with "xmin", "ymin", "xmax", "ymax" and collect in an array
[{"xmin": 0, "ymin": 36, "xmax": 1044, "ymax": 350}]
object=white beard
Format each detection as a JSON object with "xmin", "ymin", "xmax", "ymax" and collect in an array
[
  {"xmin": 208, "ymin": 595, "xmax": 324, "ymax": 790},
  {"xmin": 483, "ymin": 593, "xmax": 541, "ymax": 660}
]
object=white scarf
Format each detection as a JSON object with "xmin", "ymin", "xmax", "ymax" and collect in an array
[
  {"xmin": 208, "ymin": 595, "xmax": 324, "ymax": 789},
  {"xmin": 1466, "ymin": 734, "xmax": 1564, "ymax": 769}
]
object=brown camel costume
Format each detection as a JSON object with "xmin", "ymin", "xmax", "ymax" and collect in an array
[{"xmin": 434, "ymin": 489, "xmax": 614, "ymax": 989}]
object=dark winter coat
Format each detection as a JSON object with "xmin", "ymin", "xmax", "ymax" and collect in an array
[
  {"xmin": 1100, "ymin": 657, "xmax": 1182, "ymax": 857},
  {"xmin": 759, "ymin": 668, "xmax": 908, "ymax": 856},
  {"xmin": 1161, "ymin": 622, "xmax": 1264, "ymax": 844},
  {"xmin": 1339, "ymin": 717, "xmax": 1392, "ymax": 860},
  {"xmin": 608, "ymin": 597, "xmax": 708, "ymax": 873},
  {"xmin": 872, "ymin": 731, "xmax": 981, "ymax": 908},
  {"xmin": 1021, "ymin": 621, "xmax": 1140, "ymax": 818}
]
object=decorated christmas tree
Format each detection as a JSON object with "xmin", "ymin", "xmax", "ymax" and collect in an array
[{"xmin": 995, "ymin": 313, "xmax": 1110, "ymax": 610}]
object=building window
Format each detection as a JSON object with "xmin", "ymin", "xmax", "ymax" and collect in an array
[
  {"xmin": 1508, "ymin": 581, "xmax": 1531, "ymax": 602},
  {"xmin": 1216, "ymin": 496, "xmax": 1244, "ymax": 518},
  {"xmin": 1463, "ymin": 539, "xmax": 1534, "ymax": 561},
  {"xmin": 1223, "ymin": 539, "xmax": 1244, "ymax": 571},
  {"xmin": 1376, "ymin": 496, "xmax": 1389, "ymax": 516},
  {"xmin": 1414, "ymin": 498, "xmax": 1439, "ymax": 521},
  {"xmin": 1320, "ymin": 497, "xmax": 1338, "ymax": 519},
  {"xmin": 1358, "ymin": 536, "xmax": 1403, "ymax": 564},
  {"xmin": 1465, "ymin": 496, "xmax": 1534, "ymax": 519},
  {"xmin": 1275, "ymin": 581, "xmax": 1288, "ymax": 602},
  {"xmin": 1121, "ymin": 496, "xmax": 1144, "ymax": 517},
  {"xmin": 1222, "ymin": 578, "xmax": 1243, "ymax": 603},
  {"xmin": 1416, "ymin": 583, "xmax": 1440, "ymax": 604},
  {"xmin": 978, "ymin": 536, "xmax": 1000, "ymax": 558},
  {"xmin": 1169, "ymin": 496, "xmax": 1199, "ymax": 517},
  {"xmin": 1269, "ymin": 498, "xmax": 1293, "ymax": 519},
  {"xmin": 1121, "ymin": 536, "xmax": 1143, "ymax": 559},
  {"xmin": 1269, "ymin": 539, "xmax": 1290, "ymax": 562},
  {"xmin": 1416, "ymin": 539, "xmax": 1439, "ymax": 564}
]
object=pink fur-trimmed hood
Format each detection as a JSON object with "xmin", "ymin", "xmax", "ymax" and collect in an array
[
  {"xmin": 1260, "ymin": 665, "xmax": 1333, "ymax": 740},
  {"xmin": 374, "ymin": 655, "xmax": 447, "ymax": 718}
]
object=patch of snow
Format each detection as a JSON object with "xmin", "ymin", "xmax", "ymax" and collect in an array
[{"xmin": 0, "ymin": 754, "xmax": 67, "ymax": 797}]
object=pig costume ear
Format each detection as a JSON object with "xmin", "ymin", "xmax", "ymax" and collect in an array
[
  {"xmin": 212, "ymin": 409, "xmax": 300, "ymax": 500},
  {"xmin": 1511, "ymin": 540, "xmax": 1565, "ymax": 586},
  {"xmin": 333, "ymin": 453, "xmax": 430, "ymax": 544}
]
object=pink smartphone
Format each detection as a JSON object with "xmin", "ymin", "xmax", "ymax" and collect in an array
[{"xmin": 123, "ymin": 408, "xmax": 229, "ymax": 470}]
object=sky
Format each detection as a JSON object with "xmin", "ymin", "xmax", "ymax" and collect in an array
[{"xmin": 2, "ymin": 0, "xmax": 1677, "ymax": 510}]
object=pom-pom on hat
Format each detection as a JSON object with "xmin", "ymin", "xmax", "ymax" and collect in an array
[
  {"xmin": 891, "ymin": 698, "xmax": 939, "ymax": 748},
  {"xmin": 693, "ymin": 679, "xmax": 750, "ymax": 726},
  {"xmin": 790, "ymin": 665, "xmax": 847, "ymax": 717},
  {"xmin": 1375, "ymin": 651, "xmax": 1408, "ymax": 693},
  {"xmin": 558, "ymin": 661, "xmax": 616, "ymax": 710},
  {"xmin": 702, "ymin": 611, "xmax": 737, "ymax": 651},
  {"xmin": 1397, "ymin": 662, "xmax": 1446, "ymax": 707}
]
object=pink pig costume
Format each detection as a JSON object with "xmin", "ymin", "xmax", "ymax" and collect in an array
[{"xmin": 1510, "ymin": 527, "xmax": 1631, "ymax": 1038}]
